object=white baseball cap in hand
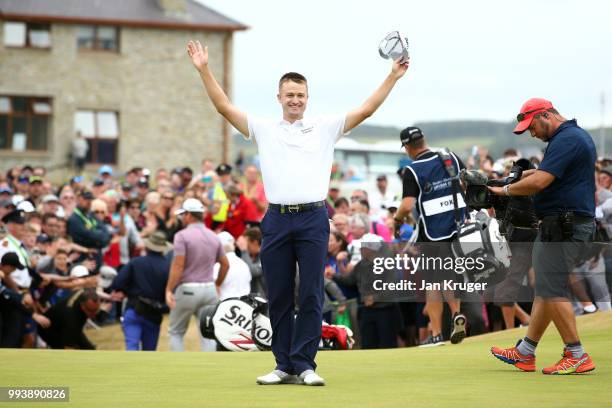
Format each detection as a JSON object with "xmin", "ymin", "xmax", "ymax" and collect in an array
[
  {"xmin": 379, "ymin": 31, "xmax": 409, "ymax": 63},
  {"xmin": 175, "ymin": 198, "xmax": 205, "ymax": 215}
]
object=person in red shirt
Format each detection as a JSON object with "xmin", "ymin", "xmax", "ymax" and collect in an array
[
  {"xmin": 241, "ymin": 164, "xmax": 267, "ymax": 222},
  {"xmin": 223, "ymin": 185, "xmax": 258, "ymax": 239}
]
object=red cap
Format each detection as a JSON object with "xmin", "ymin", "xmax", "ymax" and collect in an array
[{"xmin": 513, "ymin": 98, "xmax": 554, "ymax": 134}]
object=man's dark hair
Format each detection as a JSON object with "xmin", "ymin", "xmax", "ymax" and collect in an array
[
  {"xmin": 279, "ymin": 72, "xmax": 307, "ymax": 89},
  {"xmin": 244, "ymin": 227, "xmax": 262, "ymax": 245},
  {"xmin": 334, "ymin": 197, "xmax": 349, "ymax": 208},
  {"xmin": 188, "ymin": 211, "xmax": 203, "ymax": 221},
  {"xmin": 503, "ymin": 149, "xmax": 518, "ymax": 157}
]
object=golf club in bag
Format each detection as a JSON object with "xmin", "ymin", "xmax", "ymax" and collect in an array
[{"xmin": 200, "ymin": 294, "xmax": 354, "ymax": 351}]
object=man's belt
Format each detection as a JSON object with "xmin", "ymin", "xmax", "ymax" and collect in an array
[{"xmin": 268, "ymin": 201, "xmax": 326, "ymax": 214}]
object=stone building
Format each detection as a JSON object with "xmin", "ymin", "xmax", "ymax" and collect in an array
[{"xmin": 0, "ymin": 0, "xmax": 246, "ymax": 176}]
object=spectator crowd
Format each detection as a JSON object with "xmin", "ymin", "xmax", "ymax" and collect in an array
[{"xmin": 1, "ymin": 148, "xmax": 611, "ymax": 350}]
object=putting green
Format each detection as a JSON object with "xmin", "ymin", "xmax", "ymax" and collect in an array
[{"xmin": 3, "ymin": 312, "xmax": 611, "ymax": 407}]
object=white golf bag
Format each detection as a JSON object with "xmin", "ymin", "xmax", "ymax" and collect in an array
[
  {"xmin": 451, "ymin": 211, "xmax": 512, "ymax": 285},
  {"xmin": 200, "ymin": 294, "xmax": 354, "ymax": 351},
  {"xmin": 200, "ymin": 294, "xmax": 272, "ymax": 351}
]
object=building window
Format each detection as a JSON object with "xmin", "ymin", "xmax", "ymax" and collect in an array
[
  {"xmin": 3, "ymin": 21, "xmax": 51, "ymax": 48},
  {"xmin": 74, "ymin": 110, "xmax": 119, "ymax": 164},
  {"xmin": 0, "ymin": 96, "xmax": 51, "ymax": 152},
  {"xmin": 76, "ymin": 25, "xmax": 119, "ymax": 52}
]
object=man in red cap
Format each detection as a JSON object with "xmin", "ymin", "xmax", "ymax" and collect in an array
[{"xmin": 489, "ymin": 98, "xmax": 598, "ymax": 374}]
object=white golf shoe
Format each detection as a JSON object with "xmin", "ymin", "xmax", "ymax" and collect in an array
[
  {"xmin": 256, "ymin": 370, "xmax": 298, "ymax": 385},
  {"xmin": 299, "ymin": 370, "xmax": 325, "ymax": 386}
]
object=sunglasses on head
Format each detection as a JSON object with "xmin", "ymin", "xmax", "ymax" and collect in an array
[{"xmin": 516, "ymin": 108, "xmax": 545, "ymax": 122}]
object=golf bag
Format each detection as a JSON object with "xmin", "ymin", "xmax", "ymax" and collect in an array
[
  {"xmin": 200, "ymin": 294, "xmax": 272, "ymax": 351},
  {"xmin": 200, "ymin": 294, "xmax": 354, "ymax": 351},
  {"xmin": 451, "ymin": 211, "xmax": 512, "ymax": 285}
]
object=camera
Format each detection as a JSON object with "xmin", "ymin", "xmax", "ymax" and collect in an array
[{"xmin": 461, "ymin": 158, "xmax": 538, "ymax": 235}]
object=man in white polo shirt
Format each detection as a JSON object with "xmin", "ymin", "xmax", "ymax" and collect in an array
[{"xmin": 187, "ymin": 40, "xmax": 408, "ymax": 385}]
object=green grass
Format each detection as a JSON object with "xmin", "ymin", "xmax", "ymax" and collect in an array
[{"xmin": 3, "ymin": 312, "xmax": 611, "ymax": 408}]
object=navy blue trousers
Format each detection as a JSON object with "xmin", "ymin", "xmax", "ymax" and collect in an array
[{"xmin": 260, "ymin": 206, "xmax": 329, "ymax": 375}]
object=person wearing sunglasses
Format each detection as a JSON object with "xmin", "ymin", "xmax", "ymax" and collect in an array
[
  {"xmin": 490, "ymin": 98, "xmax": 597, "ymax": 375},
  {"xmin": 153, "ymin": 192, "xmax": 181, "ymax": 242}
]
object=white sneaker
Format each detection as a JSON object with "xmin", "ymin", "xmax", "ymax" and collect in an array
[
  {"xmin": 299, "ymin": 370, "xmax": 325, "ymax": 386},
  {"xmin": 256, "ymin": 370, "xmax": 298, "ymax": 385}
]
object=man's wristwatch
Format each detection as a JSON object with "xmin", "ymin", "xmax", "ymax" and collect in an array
[{"xmin": 503, "ymin": 185, "xmax": 511, "ymax": 197}]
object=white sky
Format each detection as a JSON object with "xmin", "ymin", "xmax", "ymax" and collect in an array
[{"xmin": 199, "ymin": 0, "xmax": 611, "ymax": 129}]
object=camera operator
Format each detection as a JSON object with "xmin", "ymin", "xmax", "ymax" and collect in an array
[
  {"xmin": 463, "ymin": 161, "xmax": 539, "ymax": 330},
  {"xmin": 490, "ymin": 98, "xmax": 597, "ymax": 375},
  {"xmin": 394, "ymin": 127, "xmax": 468, "ymax": 347}
]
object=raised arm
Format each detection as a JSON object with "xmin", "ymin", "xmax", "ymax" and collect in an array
[
  {"xmin": 344, "ymin": 59, "xmax": 409, "ymax": 133},
  {"xmin": 187, "ymin": 40, "xmax": 249, "ymax": 137}
]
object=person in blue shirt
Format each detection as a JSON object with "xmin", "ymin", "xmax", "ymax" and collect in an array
[
  {"xmin": 111, "ymin": 231, "xmax": 170, "ymax": 351},
  {"xmin": 490, "ymin": 98, "xmax": 597, "ymax": 375}
]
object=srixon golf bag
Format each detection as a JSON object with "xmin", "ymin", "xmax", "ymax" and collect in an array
[
  {"xmin": 199, "ymin": 294, "xmax": 354, "ymax": 351},
  {"xmin": 451, "ymin": 212, "xmax": 512, "ymax": 285}
]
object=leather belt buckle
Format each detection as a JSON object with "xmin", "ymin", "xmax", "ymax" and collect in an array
[{"xmin": 288, "ymin": 205, "xmax": 300, "ymax": 213}]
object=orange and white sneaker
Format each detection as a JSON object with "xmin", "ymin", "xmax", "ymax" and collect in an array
[
  {"xmin": 542, "ymin": 349, "xmax": 595, "ymax": 375},
  {"xmin": 491, "ymin": 341, "xmax": 536, "ymax": 372}
]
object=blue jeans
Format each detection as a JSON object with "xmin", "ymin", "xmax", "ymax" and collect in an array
[{"xmin": 122, "ymin": 307, "xmax": 161, "ymax": 351}]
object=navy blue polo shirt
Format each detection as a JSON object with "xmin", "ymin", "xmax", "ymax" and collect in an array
[
  {"xmin": 111, "ymin": 252, "xmax": 170, "ymax": 302},
  {"xmin": 534, "ymin": 120, "xmax": 596, "ymax": 218}
]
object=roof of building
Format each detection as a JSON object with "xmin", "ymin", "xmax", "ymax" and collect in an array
[{"xmin": 0, "ymin": 0, "xmax": 247, "ymax": 31}]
